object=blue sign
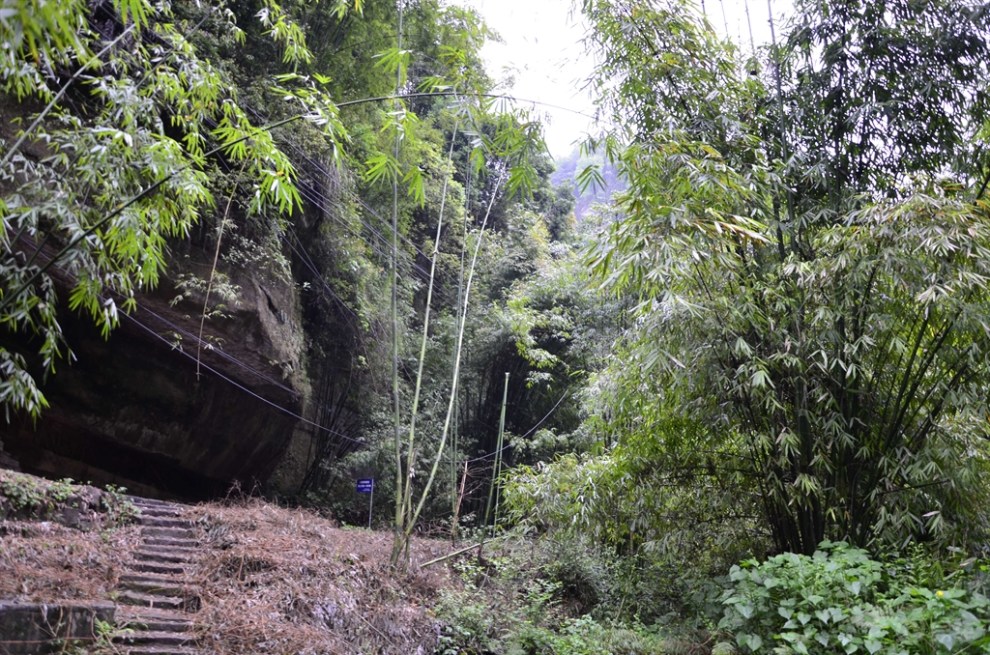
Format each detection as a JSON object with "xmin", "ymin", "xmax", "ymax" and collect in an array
[{"xmin": 356, "ymin": 478, "xmax": 374, "ymax": 494}]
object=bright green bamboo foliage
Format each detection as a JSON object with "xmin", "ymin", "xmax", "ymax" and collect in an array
[
  {"xmin": 0, "ymin": 0, "xmax": 352, "ymax": 421},
  {"xmin": 565, "ymin": 0, "xmax": 990, "ymax": 556}
]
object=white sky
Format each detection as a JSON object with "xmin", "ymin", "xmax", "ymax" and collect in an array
[
  {"xmin": 457, "ymin": 0, "xmax": 791, "ymax": 160},
  {"xmin": 458, "ymin": 0, "xmax": 596, "ymax": 158}
]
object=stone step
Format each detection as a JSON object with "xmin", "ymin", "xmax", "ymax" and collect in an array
[
  {"xmin": 116, "ymin": 606, "xmax": 195, "ymax": 625},
  {"xmin": 124, "ymin": 646, "xmax": 201, "ymax": 655},
  {"xmin": 141, "ymin": 527, "xmax": 197, "ymax": 540},
  {"xmin": 133, "ymin": 549, "xmax": 197, "ymax": 564},
  {"xmin": 120, "ymin": 572, "xmax": 193, "ymax": 585},
  {"xmin": 129, "ymin": 561, "xmax": 187, "ymax": 576},
  {"xmin": 118, "ymin": 615, "xmax": 195, "ymax": 633},
  {"xmin": 138, "ymin": 506, "xmax": 184, "ymax": 518},
  {"xmin": 137, "ymin": 516, "xmax": 194, "ymax": 529},
  {"xmin": 126, "ymin": 495, "xmax": 182, "ymax": 507},
  {"xmin": 137, "ymin": 544, "xmax": 199, "ymax": 556},
  {"xmin": 117, "ymin": 591, "xmax": 187, "ymax": 611},
  {"xmin": 119, "ymin": 577, "xmax": 192, "ymax": 598},
  {"xmin": 114, "ymin": 630, "xmax": 197, "ymax": 646},
  {"xmin": 143, "ymin": 537, "xmax": 199, "ymax": 549}
]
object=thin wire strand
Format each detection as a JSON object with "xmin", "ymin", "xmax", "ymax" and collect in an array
[
  {"xmin": 137, "ymin": 304, "xmax": 297, "ymax": 394},
  {"xmin": 122, "ymin": 311, "xmax": 365, "ymax": 445},
  {"xmin": 464, "ymin": 391, "xmax": 571, "ymax": 464}
]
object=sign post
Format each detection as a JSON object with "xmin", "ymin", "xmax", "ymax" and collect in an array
[{"xmin": 356, "ymin": 478, "xmax": 374, "ymax": 529}]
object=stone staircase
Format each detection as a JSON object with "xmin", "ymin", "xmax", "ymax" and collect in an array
[{"xmin": 113, "ymin": 496, "xmax": 203, "ymax": 655}]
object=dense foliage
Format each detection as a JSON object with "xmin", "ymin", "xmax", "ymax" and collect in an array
[
  {"xmin": 509, "ymin": 0, "xmax": 990, "ymax": 565},
  {"xmin": 0, "ymin": 0, "xmax": 344, "ymax": 418},
  {"xmin": 7, "ymin": 0, "xmax": 990, "ymax": 651},
  {"xmin": 721, "ymin": 542, "xmax": 990, "ymax": 654},
  {"xmin": 0, "ymin": 0, "xmax": 567, "ymax": 541}
]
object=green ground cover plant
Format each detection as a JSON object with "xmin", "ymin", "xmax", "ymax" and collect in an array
[{"xmin": 719, "ymin": 542, "xmax": 990, "ymax": 654}]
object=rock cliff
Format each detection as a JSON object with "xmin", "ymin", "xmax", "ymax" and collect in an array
[{"xmin": 1, "ymin": 250, "xmax": 313, "ymax": 499}]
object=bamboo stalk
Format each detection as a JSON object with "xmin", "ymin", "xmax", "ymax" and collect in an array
[
  {"xmin": 390, "ymin": 2, "xmax": 406, "ymax": 564},
  {"xmin": 484, "ymin": 372, "xmax": 509, "ymax": 533},
  {"xmin": 399, "ymin": 123, "xmax": 460, "ymax": 530},
  {"xmin": 420, "ymin": 533, "xmax": 510, "ymax": 569},
  {"xmin": 403, "ymin": 170, "xmax": 506, "ymax": 545},
  {"xmin": 452, "ymin": 459, "xmax": 468, "ymax": 542}
]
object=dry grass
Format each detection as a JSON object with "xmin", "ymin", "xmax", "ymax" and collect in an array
[
  {"xmin": 188, "ymin": 499, "xmax": 459, "ymax": 655},
  {"xmin": 0, "ymin": 520, "xmax": 141, "ymax": 602},
  {"xmin": 1, "ymin": 470, "xmax": 468, "ymax": 653}
]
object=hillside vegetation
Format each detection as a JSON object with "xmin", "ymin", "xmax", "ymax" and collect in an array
[{"xmin": 4, "ymin": 0, "xmax": 990, "ymax": 653}]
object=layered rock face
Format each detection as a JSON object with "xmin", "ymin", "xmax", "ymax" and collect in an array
[{"xmin": 1, "ymin": 256, "xmax": 312, "ymax": 500}]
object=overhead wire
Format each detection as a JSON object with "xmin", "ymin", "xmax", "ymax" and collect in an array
[
  {"xmin": 121, "ymin": 310, "xmax": 366, "ymax": 446},
  {"xmin": 236, "ymin": 116, "xmax": 465, "ymax": 309},
  {"xmin": 137, "ymin": 303, "xmax": 297, "ymax": 395},
  {"xmin": 63, "ymin": 17, "xmax": 500, "ymax": 319},
  {"xmin": 3, "ymin": 1, "xmax": 574, "ymax": 501},
  {"xmin": 464, "ymin": 390, "xmax": 571, "ymax": 464},
  {"xmin": 245, "ymin": 107, "xmax": 464, "ymax": 297},
  {"xmin": 281, "ymin": 168, "xmax": 463, "ymax": 310},
  {"xmin": 282, "ymin": 228, "xmax": 358, "ymax": 320}
]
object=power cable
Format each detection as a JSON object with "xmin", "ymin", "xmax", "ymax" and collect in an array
[
  {"xmin": 122, "ymin": 310, "xmax": 366, "ymax": 445},
  {"xmin": 281, "ymin": 176, "xmax": 463, "ymax": 309},
  {"xmin": 245, "ymin": 112, "xmax": 454, "ymax": 282},
  {"xmin": 137, "ymin": 303, "xmax": 297, "ymax": 395},
  {"xmin": 282, "ymin": 161, "xmax": 465, "ymax": 310},
  {"xmin": 464, "ymin": 390, "xmax": 571, "ymax": 464},
  {"xmin": 247, "ymin": 131, "xmax": 461, "ymax": 305},
  {"xmin": 197, "ymin": 105, "xmax": 438, "ymax": 280},
  {"xmin": 282, "ymin": 228, "xmax": 359, "ymax": 320}
]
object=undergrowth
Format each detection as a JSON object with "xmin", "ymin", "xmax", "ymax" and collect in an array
[
  {"xmin": 719, "ymin": 541, "xmax": 990, "ymax": 654},
  {"xmin": 433, "ymin": 531, "xmax": 709, "ymax": 655}
]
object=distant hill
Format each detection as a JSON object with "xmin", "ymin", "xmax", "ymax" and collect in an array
[{"xmin": 551, "ymin": 147, "xmax": 626, "ymax": 221}]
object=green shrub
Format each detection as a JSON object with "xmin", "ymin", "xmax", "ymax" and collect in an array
[
  {"xmin": 0, "ymin": 471, "xmax": 75, "ymax": 517},
  {"xmin": 719, "ymin": 541, "xmax": 990, "ymax": 654},
  {"xmin": 102, "ymin": 484, "xmax": 139, "ymax": 526},
  {"xmin": 436, "ymin": 588, "xmax": 498, "ymax": 655},
  {"xmin": 435, "ymin": 558, "xmax": 505, "ymax": 654},
  {"xmin": 434, "ymin": 536, "xmax": 684, "ymax": 655},
  {"xmin": 0, "ymin": 472, "xmax": 47, "ymax": 514},
  {"xmin": 540, "ymin": 534, "xmax": 613, "ymax": 615}
]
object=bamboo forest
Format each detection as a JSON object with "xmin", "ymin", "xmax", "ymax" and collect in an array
[{"xmin": 2, "ymin": 0, "xmax": 990, "ymax": 653}]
